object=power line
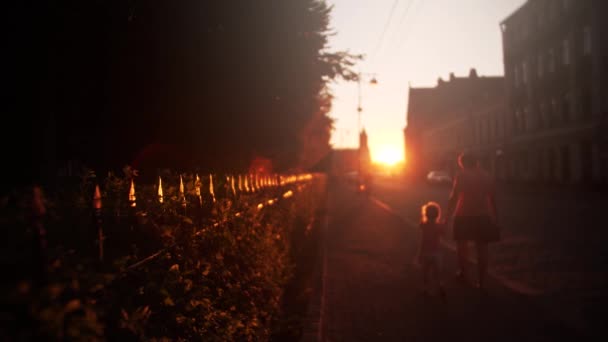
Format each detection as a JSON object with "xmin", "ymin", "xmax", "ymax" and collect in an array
[
  {"xmin": 369, "ymin": 0, "xmax": 401, "ymax": 65},
  {"xmin": 397, "ymin": 0, "xmax": 424, "ymax": 51},
  {"xmin": 395, "ymin": 0, "xmax": 415, "ymax": 39},
  {"xmin": 382, "ymin": 0, "xmax": 414, "ymax": 59}
]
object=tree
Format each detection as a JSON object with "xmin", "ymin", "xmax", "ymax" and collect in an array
[{"xmin": 6, "ymin": 0, "xmax": 359, "ymax": 189}]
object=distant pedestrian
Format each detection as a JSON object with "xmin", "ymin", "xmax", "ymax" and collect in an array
[
  {"xmin": 445, "ymin": 152, "xmax": 499, "ymax": 290},
  {"xmin": 417, "ymin": 201, "xmax": 447, "ymax": 301}
]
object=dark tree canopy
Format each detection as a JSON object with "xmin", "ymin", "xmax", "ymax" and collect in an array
[{"xmin": 5, "ymin": 0, "xmax": 358, "ymax": 189}]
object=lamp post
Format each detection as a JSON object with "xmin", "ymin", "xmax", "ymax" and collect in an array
[
  {"xmin": 356, "ymin": 72, "xmax": 378, "ymax": 136},
  {"xmin": 356, "ymin": 72, "xmax": 377, "ymax": 189}
]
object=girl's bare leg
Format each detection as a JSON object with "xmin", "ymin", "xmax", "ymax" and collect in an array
[
  {"xmin": 422, "ymin": 263, "xmax": 430, "ymax": 293},
  {"xmin": 476, "ymin": 242, "xmax": 488, "ymax": 289},
  {"xmin": 434, "ymin": 263, "xmax": 446, "ymax": 301}
]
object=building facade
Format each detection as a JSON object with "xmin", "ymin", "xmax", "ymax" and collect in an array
[
  {"xmin": 500, "ymin": 0, "xmax": 608, "ymax": 185},
  {"xmin": 405, "ymin": 69, "xmax": 506, "ymax": 179}
]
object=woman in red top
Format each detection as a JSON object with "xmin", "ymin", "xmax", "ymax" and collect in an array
[{"xmin": 446, "ymin": 152, "xmax": 499, "ymax": 290}]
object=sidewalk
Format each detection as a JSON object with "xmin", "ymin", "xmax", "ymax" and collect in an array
[{"xmin": 304, "ymin": 181, "xmax": 585, "ymax": 342}]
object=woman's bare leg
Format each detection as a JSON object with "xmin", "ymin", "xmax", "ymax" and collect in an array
[
  {"xmin": 456, "ymin": 241, "xmax": 468, "ymax": 278},
  {"xmin": 422, "ymin": 263, "xmax": 430, "ymax": 292},
  {"xmin": 475, "ymin": 242, "xmax": 488, "ymax": 288}
]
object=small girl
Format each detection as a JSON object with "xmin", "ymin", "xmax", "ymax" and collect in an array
[{"xmin": 418, "ymin": 201, "xmax": 446, "ymax": 300}]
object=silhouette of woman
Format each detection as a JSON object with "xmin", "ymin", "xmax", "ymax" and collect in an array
[{"xmin": 445, "ymin": 152, "xmax": 499, "ymax": 290}]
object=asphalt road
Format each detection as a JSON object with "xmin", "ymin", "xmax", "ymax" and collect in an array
[{"xmin": 311, "ymin": 177, "xmax": 597, "ymax": 341}]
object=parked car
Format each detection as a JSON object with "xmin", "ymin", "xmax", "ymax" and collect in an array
[{"xmin": 426, "ymin": 170, "xmax": 452, "ymax": 185}]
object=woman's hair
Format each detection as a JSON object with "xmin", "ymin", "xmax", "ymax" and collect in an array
[
  {"xmin": 458, "ymin": 152, "xmax": 478, "ymax": 169},
  {"xmin": 421, "ymin": 201, "xmax": 441, "ymax": 224}
]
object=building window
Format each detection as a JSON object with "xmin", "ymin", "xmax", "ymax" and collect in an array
[
  {"xmin": 522, "ymin": 61, "xmax": 529, "ymax": 84},
  {"xmin": 539, "ymin": 102, "xmax": 548, "ymax": 129},
  {"xmin": 513, "ymin": 66, "xmax": 520, "ymax": 87},
  {"xmin": 580, "ymin": 90, "xmax": 591, "ymax": 119},
  {"xmin": 551, "ymin": 98, "xmax": 559, "ymax": 126},
  {"xmin": 549, "ymin": 2, "xmax": 558, "ymax": 20},
  {"xmin": 562, "ymin": 93, "xmax": 571, "ymax": 122},
  {"xmin": 537, "ymin": 54, "xmax": 544, "ymax": 78},
  {"xmin": 520, "ymin": 150, "xmax": 529, "ymax": 178},
  {"xmin": 514, "ymin": 109, "xmax": 523, "ymax": 134},
  {"xmin": 562, "ymin": 38, "xmax": 570, "ymax": 65},
  {"xmin": 537, "ymin": 10, "xmax": 545, "ymax": 28},
  {"xmin": 485, "ymin": 120, "xmax": 490, "ymax": 143},
  {"xmin": 481, "ymin": 119, "xmax": 490, "ymax": 143},
  {"xmin": 548, "ymin": 48, "xmax": 555, "ymax": 72},
  {"xmin": 562, "ymin": 0, "xmax": 570, "ymax": 11},
  {"xmin": 524, "ymin": 106, "xmax": 532, "ymax": 131},
  {"xmin": 496, "ymin": 116, "xmax": 501, "ymax": 139},
  {"xmin": 546, "ymin": 99, "xmax": 554, "ymax": 127},
  {"xmin": 583, "ymin": 26, "xmax": 592, "ymax": 55}
]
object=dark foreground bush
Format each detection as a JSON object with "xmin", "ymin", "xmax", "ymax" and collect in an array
[{"xmin": 0, "ymin": 168, "xmax": 327, "ymax": 341}]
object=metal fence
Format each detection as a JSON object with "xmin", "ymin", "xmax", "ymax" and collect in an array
[{"xmin": 22, "ymin": 171, "xmax": 319, "ymax": 286}]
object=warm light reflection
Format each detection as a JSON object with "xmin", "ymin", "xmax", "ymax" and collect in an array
[
  {"xmin": 93, "ymin": 185, "xmax": 102, "ymax": 209},
  {"xmin": 373, "ymin": 146, "xmax": 402, "ymax": 166},
  {"xmin": 129, "ymin": 179, "xmax": 136, "ymax": 207},
  {"xmin": 179, "ymin": 175, "xmax": 185, "ymax": 197},
  {"xmin": 179, "ymin": 175, "xmax": 186, "ymax": 206},
  {"xmin": 157, "ymin": 176, "xmax": 164, "ymax": 203},
  {"xmin": 209, "ymin": 174, "xmax": 216, "ymax": 202},
  {"xmin": 195, "ymin": 174, "xmax": 202, "ymax": 206},
  {"xmin": 195, "ymin": 174, "xmax": 201, "ymax": 197}
]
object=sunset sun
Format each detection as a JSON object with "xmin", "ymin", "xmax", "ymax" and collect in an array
[{"xmin": 373, "ymin": 146, "xmax": 402, "ymax": 166}]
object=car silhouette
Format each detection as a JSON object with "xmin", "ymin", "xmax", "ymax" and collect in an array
[{"xmin": 426, "ymin": 170, "xmax": 452, "ymax": 185}]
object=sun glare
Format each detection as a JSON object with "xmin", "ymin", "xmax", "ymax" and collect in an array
[{"xmin": 373, "ymin": 146, "xmax": 402, "ymax": 166}]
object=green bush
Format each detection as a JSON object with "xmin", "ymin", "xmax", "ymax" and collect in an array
[{"xmin": 0, "ymin": 168, "xmax": 326, "ymax": 341}]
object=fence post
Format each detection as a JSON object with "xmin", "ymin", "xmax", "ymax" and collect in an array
[
  {"xmin": 93, "ymin": 184, "xmax": 104, "ymax": 262},
  {"xmin": 230, "ymin": 175, "xmax": 237, "ymax": 199},
  {"xmin": 31, "ymin": 186, "xmax": 47, "ymax": 286},
  {"xmin": 209, "ymin": 174, "xmax": 216, "ymax": 203},
  {"xmin": 157, "ymin": 176, "xmax": 164, "ymax": 204},
  {"xmin": 128, "ymin": 179, "xmax": 137, "ymax": 231},
  {"xmin": 179, "ymin": 174, "xmax": 187, "ymax": 216}
]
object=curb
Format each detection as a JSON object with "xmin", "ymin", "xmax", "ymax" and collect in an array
[{"xmin": 299, "ymin": 214, "xmax": 329, "ymax": 342}]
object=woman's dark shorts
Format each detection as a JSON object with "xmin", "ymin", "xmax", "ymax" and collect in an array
[{"xmin": 453, "ymin": 216, "xmax": 500, "ymax": 243}]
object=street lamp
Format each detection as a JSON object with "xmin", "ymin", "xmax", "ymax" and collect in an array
[
  {"xmin": 356, "ymin": 72, "xmax": 377, "ymax": 191},
  {"xmin": 357, "ymin": 72, "xmax": 378, "ymax": 135}
]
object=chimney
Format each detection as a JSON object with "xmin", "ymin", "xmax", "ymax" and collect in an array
[
  {"xmin": 437, "ymin": 77, "xmax": 444, "ymax": 86},
  {"xmin": 449, "ymin": 72, "xmax": 455, "ymax": 81},
  {"xmin": 469, "ymin": 68, "xmax": 478, "ymax": 78}
]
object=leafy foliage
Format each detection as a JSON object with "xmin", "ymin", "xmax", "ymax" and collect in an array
[{"xmin": 0, "ymin": 168, "xmax": 327, "ymax": 341}]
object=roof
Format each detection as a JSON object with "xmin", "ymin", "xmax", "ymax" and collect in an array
[
  {"xmin": 407, "ymin": 70, "xmax": 504, "ymax": 130},
  {"xmin": 500, "ymin": 0, "xmax": 531, "ymax": 26}
]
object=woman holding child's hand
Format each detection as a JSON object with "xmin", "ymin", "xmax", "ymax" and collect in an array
[{"xmin": 445, "ymin": 152, "xmax": 500, "ymax": 290}]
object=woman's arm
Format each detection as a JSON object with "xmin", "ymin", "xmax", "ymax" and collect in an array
[{"xmin": 445, "ymin": 175, "xmax": 460, "ymax": 220}]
